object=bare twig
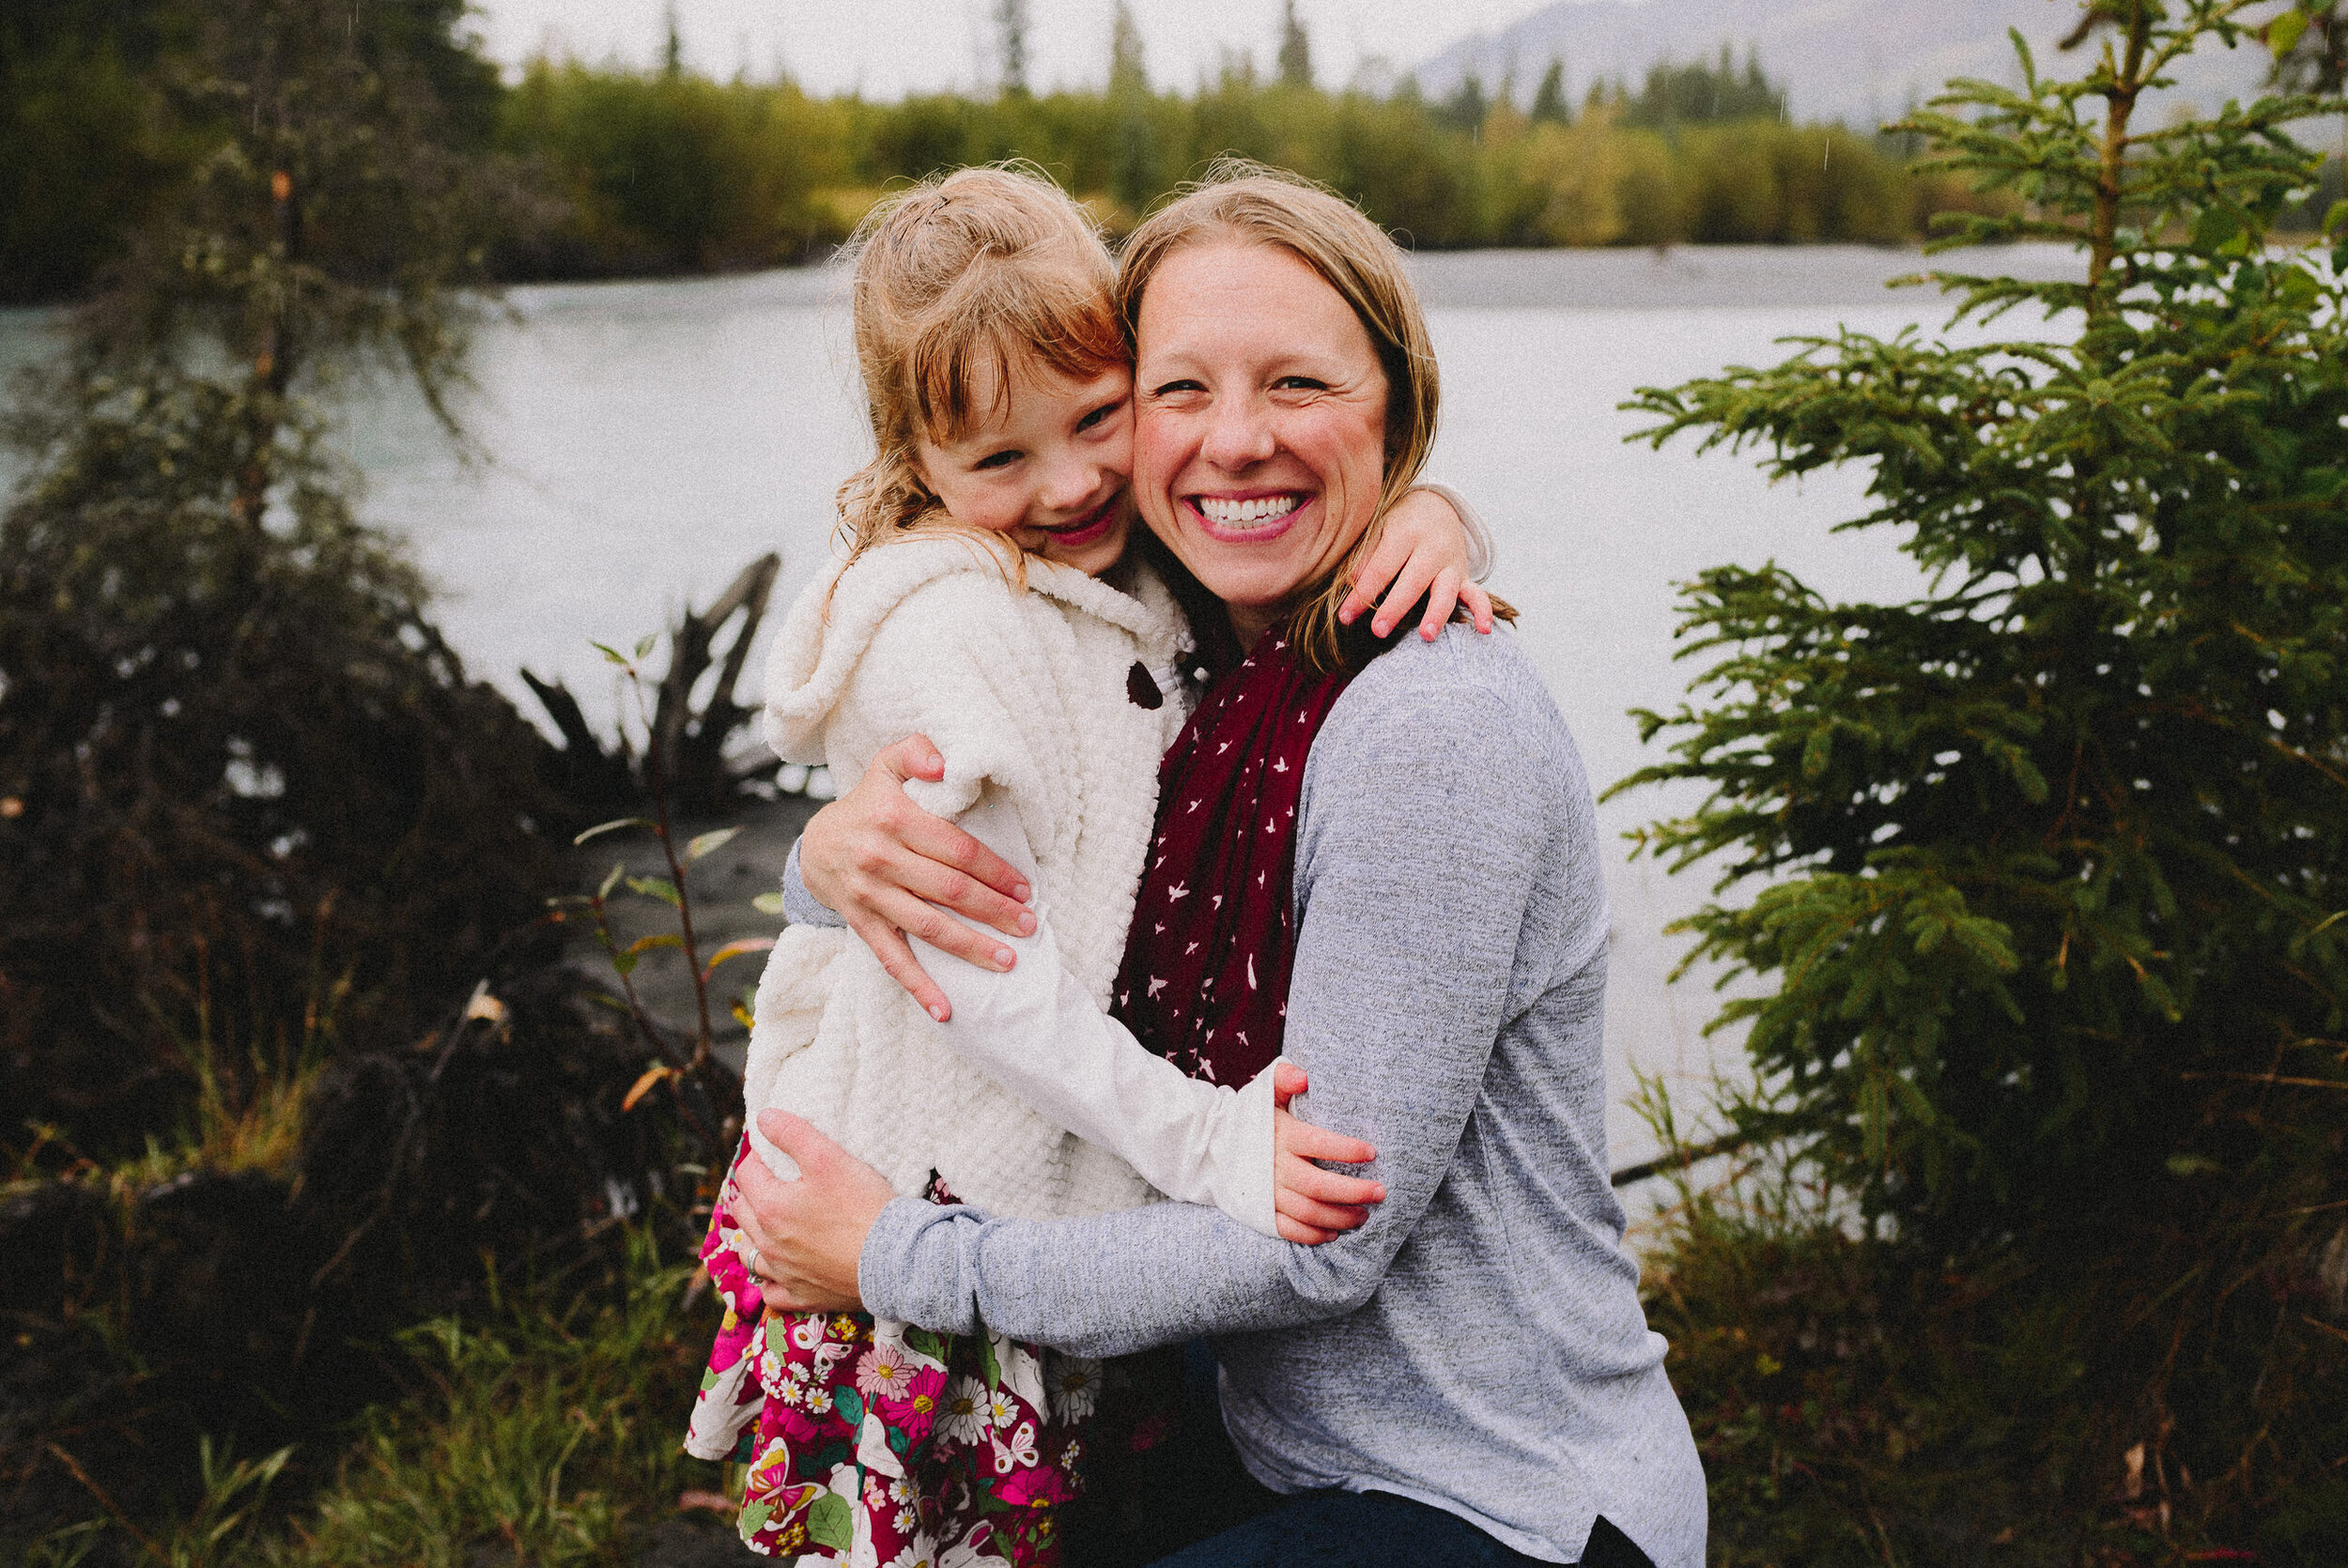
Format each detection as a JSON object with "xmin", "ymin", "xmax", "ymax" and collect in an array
[
  {"xmin": 1611, "ymin": 1131, "xmax": 1756, "ymax": 1188},
  {"xmin": 46, "ymin": 1443, "xmax": 162, "ymax": 1556}
]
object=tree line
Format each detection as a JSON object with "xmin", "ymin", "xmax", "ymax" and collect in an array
[
  {"xmin": 490, "ymin": 50, "xmax": 1999, "ymax": 279},
  {"xmin": 7, "ymin": 0, "xmax": 2011, "ymax": 303}
]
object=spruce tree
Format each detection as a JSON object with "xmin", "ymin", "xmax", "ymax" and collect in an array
[
  {"xmin": 1530, "ymin": 57, "xmax": 1570, "ymax": 125},
  {"xmin": 1276, "ymin": 0, "xmax": 1312, "ymax": 90},
  {"xmin": 1623, "ymin": 0, "xmax": 2348, "ymax": 1548},
  {"xmin": 0, "ymin": 0, "xmax": 549, "ymax": 1159},
  {"xmin": 994, "ymin": 0, "xmax": 1030, "ymax": 97},
  {"xmin": 1107, "ymin": 0, "xmax": 1154, "ymax": 213}
]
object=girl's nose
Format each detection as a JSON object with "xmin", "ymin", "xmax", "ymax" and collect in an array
[
  {"xmin": 1040, "ymin": 452, "xmax": 1100, "ymax": 513},
  {"xmin": 1200, "ymin": 395, "xmax": 1275, "ymax": 470}
]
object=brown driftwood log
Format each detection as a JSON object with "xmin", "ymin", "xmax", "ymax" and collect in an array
[
  {"xmin": 653, "ymin": 551, "xmax": 780, "ymax": 815},
  {"xmin": 524, "ymin": 552, "xmax": 781, "ymax": 817}
]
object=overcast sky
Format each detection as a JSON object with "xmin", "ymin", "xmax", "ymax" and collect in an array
[{"xmin": 465, "ymin": 0, "xmax": 1564, "ymax": 98}]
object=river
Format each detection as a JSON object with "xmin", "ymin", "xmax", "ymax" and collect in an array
[{"xmin": 0, "ymin": 242, "xmax": 2083, "ymax": 1191}]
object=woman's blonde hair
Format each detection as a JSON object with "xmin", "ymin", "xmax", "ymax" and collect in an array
[
  {"xmin": 835, "ymin": 163, "xmax": 1127, "ymax": 574},
  {"xmin": 1116, "ymin": 161, "xmax": 1488, "ymax": 674}
]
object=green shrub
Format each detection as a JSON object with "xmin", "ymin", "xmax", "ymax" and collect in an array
[{"xmin": 1622, "ymin": 2, "xmax": 2348, "ymax": 1557}]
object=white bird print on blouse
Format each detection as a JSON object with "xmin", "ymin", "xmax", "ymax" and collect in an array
[
  {"xmin": 1167, "ymin": 883, "xmax": 1190, "ymax": 901},
  {"xmin": 1148, "ymin": 976, "xmax": 1167, "ymax": 998}
]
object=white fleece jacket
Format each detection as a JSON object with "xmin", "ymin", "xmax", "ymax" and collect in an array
[{"xmin": 743, "ymin": 532, "xmax": 1280, "ymax": 1232}]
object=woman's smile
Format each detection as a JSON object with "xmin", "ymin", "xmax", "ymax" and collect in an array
[{"xmin": 1189, "ymin": 491, "xmax": 1309, "ymax": 541}]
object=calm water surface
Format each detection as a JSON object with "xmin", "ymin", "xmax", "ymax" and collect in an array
[{"xmin": 1, "ymin": 244, "xmax": 2082, "ymax": 1182}]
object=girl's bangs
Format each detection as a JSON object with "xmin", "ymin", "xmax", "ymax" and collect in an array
[{"xmin": 910, "ymin": 269, "xmax": 1127, "ymax": 443}]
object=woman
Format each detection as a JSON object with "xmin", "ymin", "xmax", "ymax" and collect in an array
[{"xmin": 732, "ymin": 168, "xmax": 1707, "ymax": 1568}]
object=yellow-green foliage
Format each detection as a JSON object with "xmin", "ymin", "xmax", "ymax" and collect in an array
[
  {"xmin": 266, "ymin": 1235, "xmax": 716, "ymax": 1568},
  {"xmin": 494, "ymin": 64, "xmax": 1991, "ymax": 276},
  {"xmin": 499, "ymin": 60, "xmax": 857, "ymax": 272}
]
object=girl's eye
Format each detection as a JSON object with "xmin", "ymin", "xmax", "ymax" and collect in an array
[
  {"xmin": 1075, "ymin": 401, "xmax": 1120, "ymax": 433},
  {"xmin": 973, "ymin": 450, "xmax": 1021, "ymax": 471}
]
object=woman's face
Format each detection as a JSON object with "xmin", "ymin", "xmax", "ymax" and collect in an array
[{"xmin": 1132, "ymin": 241, "xmax": 1389, "ymax": 647}]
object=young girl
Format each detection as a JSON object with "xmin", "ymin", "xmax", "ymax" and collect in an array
[{"xmin": 685, "ymin": 165, "xmax": 1485, "ymax": 1566}]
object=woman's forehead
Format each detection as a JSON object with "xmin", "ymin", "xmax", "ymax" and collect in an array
[{"xmin": 1135, "ymin": 241, "xmax": 1368, "ymax": 357}]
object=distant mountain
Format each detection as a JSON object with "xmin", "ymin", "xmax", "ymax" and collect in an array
[{"xmin": 1413, "ymin": 0, "xmax": 2272, "ymax": 130}]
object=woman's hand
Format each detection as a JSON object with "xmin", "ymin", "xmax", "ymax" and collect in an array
[
  {"xmin": 1270, "ymin": 1062, "xmax": 1385, "ymax": 1245},
  {"xmin": 1339, "ymin": 486, "xmax": 1496, "ymax": 642},
  {"xmin": 800, "ymin": 734, "xmax": 1037, "ymax": 1022},
  {"xmin": 731, "ymin": 1110, "xmax": 896, "ymax": 1314}
]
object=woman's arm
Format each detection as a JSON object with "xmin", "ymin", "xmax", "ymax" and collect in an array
[{"xmin": 740, "ymin": 654, "xmax": 1562, "ymax": 1356}]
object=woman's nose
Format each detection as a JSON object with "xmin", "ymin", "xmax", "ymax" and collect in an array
[{"xmin": 1200, "ymin": 395, "xmax": 1275, "ymax": 470}]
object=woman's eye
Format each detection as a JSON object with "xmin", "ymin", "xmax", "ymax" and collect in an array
[
  {"xmin": 973, "ymin": 450, "xmax": 1021, "ymax": 471},
  {"xmin": 1148, "ymin": 378, "xmax": 1204, "ymax": 397},
  {"xmin": 1274, "ymin": 376, "xmax": 1327, "ymax": 392}
]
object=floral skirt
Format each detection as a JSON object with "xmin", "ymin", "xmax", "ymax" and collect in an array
[{"xmin": 687, "ymin": 1144, "xmax": 1100, "ymax": 1565}]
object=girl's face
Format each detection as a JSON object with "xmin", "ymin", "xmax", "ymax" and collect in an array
[
  {"xmin": 913, "ymin": 357, "xmax": 1135, "ymax": 578},
  {"xmin": 1131, "ymin": 241, "xmax": 1389, "ymax": 647}
]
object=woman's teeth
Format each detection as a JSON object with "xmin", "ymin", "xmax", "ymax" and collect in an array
[{"xmin": 1198, "ymin": 495, "xmax": 1301, "ymax": 527}]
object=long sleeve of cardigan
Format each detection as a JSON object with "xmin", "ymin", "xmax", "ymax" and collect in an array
[{"xmin": 778, "ymin": 798, "xmax": 1281, "ymax": 1237}]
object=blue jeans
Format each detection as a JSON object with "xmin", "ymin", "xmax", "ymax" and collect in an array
[{"xmin": 1145, "ymin": 1489, "xmax": 1655, "ymax": 1568}]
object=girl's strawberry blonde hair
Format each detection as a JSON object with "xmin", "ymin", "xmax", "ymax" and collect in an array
[{"xmin": 834, "ymin": 164, "xmax": 1127, "ymax": 574}]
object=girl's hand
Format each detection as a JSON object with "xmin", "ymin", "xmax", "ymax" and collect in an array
[
  {"xmin": 1339, "ymin": 485, "xmax": 1496, "ymax": 643},
  {"xmin": 1269, "ymin": 1062, "xmax": 1384, "ymax": 1245},
  {"xmin": 801, "ymin": 734, "xmax": 1036, "ymax": 1022}
]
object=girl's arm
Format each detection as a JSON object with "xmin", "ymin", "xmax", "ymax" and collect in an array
[
  {"xmin": 1339, "ymin": 483, "xmax": 1497, "ymax": 640},
  {"xmin": 906, "ymin": 787, "xmax": 1380, "ymax": 1244},
  {"xmin": 796, "ymin": 483, "xmax": 1505, "ymax": 1012}
]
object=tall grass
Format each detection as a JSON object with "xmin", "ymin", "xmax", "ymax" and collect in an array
[
  {"xmin": 33, "ymin": 1231, "xmax": 724, "ymax": 1568},
  {"xmin": 275, "ymin": 1234, "xmax": 713, "ymax": 1567}
]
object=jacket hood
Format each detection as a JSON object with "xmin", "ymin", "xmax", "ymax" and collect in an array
[{"xmin": 762, "ymin": 532, "xmax": 1191, "ymax": 765}]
